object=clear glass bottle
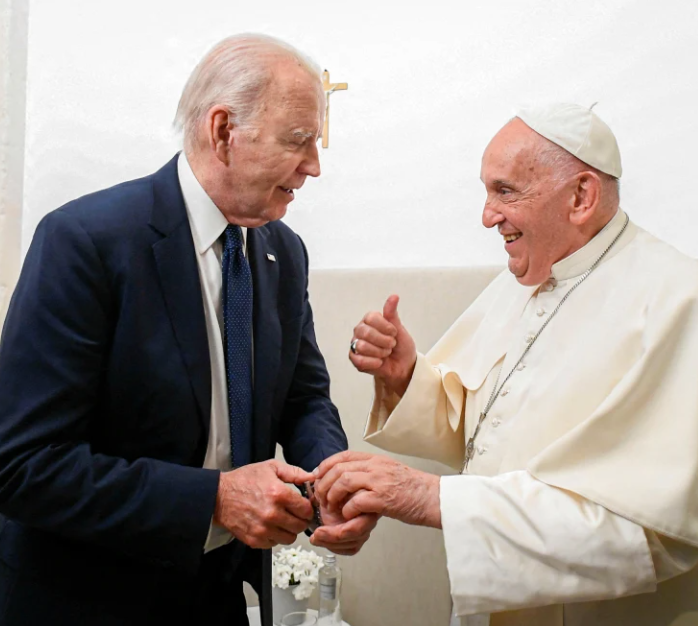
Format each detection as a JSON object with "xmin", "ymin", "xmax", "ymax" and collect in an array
[{"xmin": 318, "ymin": 554, "xmax": 342, "ymax": 625}]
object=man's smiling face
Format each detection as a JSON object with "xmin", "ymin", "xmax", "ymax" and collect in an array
[{"xmin": 480, "ymin": 118, "xmax": 583, "ymax": 286}]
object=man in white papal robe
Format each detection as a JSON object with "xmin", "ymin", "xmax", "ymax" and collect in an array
[{"xmin": 310, "ymin": 103, "xmax": 698, "ymax": 625}]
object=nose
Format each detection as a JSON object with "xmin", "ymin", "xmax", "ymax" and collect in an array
[
  {"xmin": 298, "ymin": 141, "xmax": 321, "ymax": 178},
  {"xmin": 482, "ymin": 199, "xmax": 504, "ymax": 230}
]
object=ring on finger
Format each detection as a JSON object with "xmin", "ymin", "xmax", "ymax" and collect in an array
[{"xmin": 350, "ymin": 339, "xmax": 359, "ymax": 355}]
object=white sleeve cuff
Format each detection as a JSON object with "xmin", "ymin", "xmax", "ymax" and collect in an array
[{"xmin": 204, "ymin": 517, "xmax": 233, "ymax": 554}]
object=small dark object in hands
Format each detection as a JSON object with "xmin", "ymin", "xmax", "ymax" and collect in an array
[{"xmin": 299, "ymin": 481, "xmax": 323, "ymax": 534}]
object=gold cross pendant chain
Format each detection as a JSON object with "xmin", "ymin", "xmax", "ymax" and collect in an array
[{"xmin": 460, "ymin": 214, "xmax": 630, "ymax": 474}]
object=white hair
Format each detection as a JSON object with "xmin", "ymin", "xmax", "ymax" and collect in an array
[
  {"xmin": 532, "ymin": 133, "xmax": 621, "ymax": 204},
  {"xmin": 174, "ymin": 34, "xmax": 323, "ymax": 153}
]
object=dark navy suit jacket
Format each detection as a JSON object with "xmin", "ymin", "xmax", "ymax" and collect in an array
[{"xmin": 0, "ymin": 155, "xmax": 347, "ymax": 625}]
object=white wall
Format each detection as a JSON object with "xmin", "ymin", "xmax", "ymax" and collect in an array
[
  {"xmin": 22, "ymin": 0, "xmax": 698, "ymax": 268},
  {"xmin": 0, "ymin": 0, "xmax": 28, "ymax": 328}
]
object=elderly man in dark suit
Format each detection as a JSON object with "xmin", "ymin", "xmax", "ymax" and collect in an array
[{"xmin": 0, "ymin": 34, "xmax": 376, "ymax": 626}]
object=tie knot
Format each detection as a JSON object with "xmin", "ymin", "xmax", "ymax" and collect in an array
[{"xmin": 224, "ymin": 224, "xmax": 244, "ymax": 252}]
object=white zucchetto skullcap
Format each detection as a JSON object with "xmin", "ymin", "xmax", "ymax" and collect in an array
[{"xmin": 514, "ymin": 102, "xmax": 622, "ymax": 178}]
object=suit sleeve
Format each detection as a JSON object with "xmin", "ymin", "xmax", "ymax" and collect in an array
[
  {"xmin": 278, "ymin": 236, "xmax": 347, "ymax": 471},
  {"xmin": 0, "ymin": 209, "xmax": 219, "ymax": 573}
]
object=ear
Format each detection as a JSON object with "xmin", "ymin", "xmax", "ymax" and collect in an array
[
  {"xmin": 204, "ymin": 105, "xmax": 234, "ymax": 165},
  {"xmin": 569, "ymin": 171, "xmax": 601, "ymax": 226}
]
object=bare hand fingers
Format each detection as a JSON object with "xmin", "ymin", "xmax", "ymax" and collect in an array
[
  {"xmin": 275, "ymin": 509, "xmax": 314, "ymax": 536},
  {"xmin": 349, "ymin": 339, "xmax": 393, "ymax": 359},
  {"xmin": 242, "ymin": 523, "xmax": 297, "ymax": 550},
  {"xmin": 310, "ymin": 526, "xmax": 369, "ymax": 553},
  {"xmin": 264, "ymin": 479, "xmax": 313, "ymax": 521},
  {"xmin": 282, "ymin": 491, "xmax": 314, "ymax": 521},
  {"xmin": 311, "ymin": 514, "xmax": 378, "ymax": 544},
  {"xmin": 258, "ymin": 494, "xmax": 311, "ymax": 534},
  {"xmin": 349, "ymin": 352, "xmax": 386, "ymax": 373},
  {"xmin": 315, "ymin": 460, "xmax": 373, "ymax": 504},
  {"xmin": 315, "ymin": 544, "xmax": 364, "ymax": 556},
  {"xmin": 332, "ymin": 546, "xmax": 362, "ymax": 556},
  {"xmin": 309, "ymin": 535, "xmax": 364, "ymax": 554},
  {"xmin": 326, "ymin": 471, "xmax": 373, "ymax": 509},
  {"xmin": 311, "ymin": 533, "xmax": 365, "ymax": 548},
  {"xmin": 267, "ymin": 526, "xmax": 299, "ymax": 546},
  {"xmin": 315, "ymin": 451, "xmax": 375, "ymax": 481},
  {"xmin": 273, "ymin": 461, "xmax": 315, "ymax": 485},
  {"xmin": 362, "ymin": 311, "xmax": 398, "ymax": 337},
  {"xmin": 342, "ymin": 490, "xmax": 385, "ymax": 520},
  {"xmin": 382, "ymin": 295, "xmax": 401, "ymax": 325},
  {"xmin": 354, "ymin": 323, "xmax": 397, "ymax": 350}
]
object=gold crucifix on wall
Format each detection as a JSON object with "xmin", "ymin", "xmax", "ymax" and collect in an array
[{"xmin": 321, "ymin": 70, "xmax": 348, "ymax": 148}]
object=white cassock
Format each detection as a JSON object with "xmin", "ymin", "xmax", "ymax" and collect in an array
[{"xmin": 364, "ymin": 209, "xmax": 698, "ymax": 626}]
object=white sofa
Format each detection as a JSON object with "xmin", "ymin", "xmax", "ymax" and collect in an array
[{"xmin": 254, "ymin": 266, "xmax": 502, "ymax": 626}]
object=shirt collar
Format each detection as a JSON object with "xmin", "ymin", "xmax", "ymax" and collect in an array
[
  {"xmin": 550, "ymin": 208, "xmax": 627, "ymax": 281},
  {"xmin": 177, "ymin": 152, "xmax": 246, "ymax": 254}
]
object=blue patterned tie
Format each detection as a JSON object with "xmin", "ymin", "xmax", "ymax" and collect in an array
[{"xmin": 222, "ymin": 224, "xmax": 253, "ymax": 468}]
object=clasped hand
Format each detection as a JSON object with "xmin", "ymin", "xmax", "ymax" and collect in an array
[
  {"xmin": 312, "ymin": 451, "xmax": 442, "ymax": 529},
  {"xmin": 213, "ymin": 459, "xmax": 378, "ymax": 555}
]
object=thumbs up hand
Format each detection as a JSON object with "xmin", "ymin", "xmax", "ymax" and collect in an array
[{"xmin": 349, "ymin": 295, "xmax": 417, "ymax": 397}]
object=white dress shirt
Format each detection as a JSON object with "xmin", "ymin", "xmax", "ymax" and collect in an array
[{"xmin": 178, "ymin": 152, "xmax": 248, "ymax": 553}]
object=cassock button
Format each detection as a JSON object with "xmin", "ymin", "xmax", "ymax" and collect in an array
[
  {"xmin": 525, "ymin": 333, "xmax": 535, "ymax": 344},
  {"xmin": 491, "ymin": 418, "xmax": 501, "ymax": 427},
  {"xmin": 477, "ymin": 446, "xmax": 486, "ymax": 455},
  {"xmin": 501, "ymin": 388, "xmax": 509, "ymax": 397},
  {"xmin": 542, "ymin": 278, "xmax": 557, "ymax": 292},
  {"xmin": 516, "ymin": 362, "xmax": 526, "ymax": 371},
  {"xmin": 537, "ymin": 308, "xmax": 545, "ymax": 317}
]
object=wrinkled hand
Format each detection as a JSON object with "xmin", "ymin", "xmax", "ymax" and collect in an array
[
  {"xmin": 350, "ymin": 295, "xmax": 417, "ymax": 397},
  {"xmin": 309, "ymin": 505, "xmax": 379, "ymax": 556},
  {"xmin": 214, "ymin": 460, "xmax": 314, "ymax": 549},
  {"xmin": 314, "ymin": 451, "xmax": 441, "ymax": 528}
]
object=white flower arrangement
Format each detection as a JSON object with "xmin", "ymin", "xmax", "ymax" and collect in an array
[{"xmin": 272, "ymin": 545, "xmax": 324, "ymax": 600}]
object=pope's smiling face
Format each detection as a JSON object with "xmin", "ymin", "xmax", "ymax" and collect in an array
[{"xmin": 480, "ymin": 118, "xmax": 586, "ymax": 286}]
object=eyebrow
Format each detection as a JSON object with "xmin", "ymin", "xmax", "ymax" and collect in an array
[
  {"xmin": 292, "ymin": 130, "xmax": 315, "ymax": 139},
  {"xmin": 484, "ymin": 178, "xmax": 518, "ymax": 189}
]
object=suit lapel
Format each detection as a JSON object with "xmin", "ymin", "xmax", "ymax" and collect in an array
[
  {"xmin": 247, "ymin": 226, "xmax": 281, "ymax": 462},
  {"xmin": 150, "ymin": 156, "xmax": 212, "ymax": 435}
]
